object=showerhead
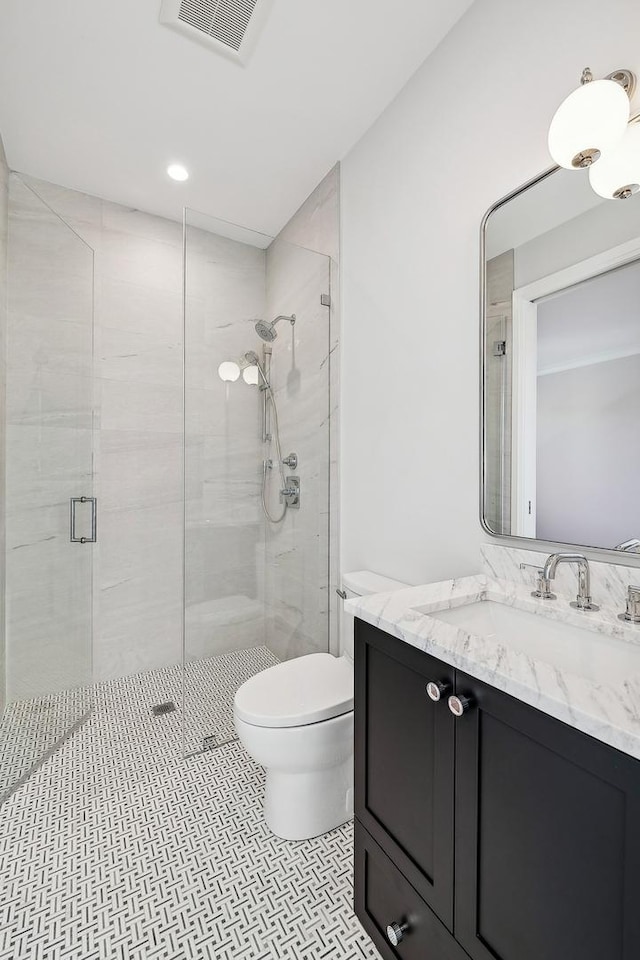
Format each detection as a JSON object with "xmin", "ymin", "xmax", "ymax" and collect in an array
[
  {"xmin": 255, "ymin": 318, "xmax": 277, "ymax": 342},
  {"xmin": 253, "ymin": 314, "xmax": 296, "ymax": 342}
]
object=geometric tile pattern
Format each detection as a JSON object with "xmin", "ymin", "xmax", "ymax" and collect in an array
[
  {"xmin": 0, "ymin": 687, "xmax": 92, "ymax": 803},
  {"xmin": 0, "ymin": 646, "xmax": 279, "ymax": 803},
  {"xmin": 182, "ymin": 646, "xmax": 280, "ymax": 754},
  {"xmin": 0, "ymin": 647, "xmax": 378, "ymax": 960}
]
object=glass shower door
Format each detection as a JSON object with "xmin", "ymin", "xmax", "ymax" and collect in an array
[
  {"xmin": 182, "ymin": 208, "xmax": 332, "ymax": 755},
  {"xmin": 0, "ymin": 175, "xmax": 95, "ymax": 801}
]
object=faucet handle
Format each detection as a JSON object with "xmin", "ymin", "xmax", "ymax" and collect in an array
[
  {"xmin": 519, "ymin": 563, "xmax": 556, "ymax": 600},
  {"xmin": 619, "ymin": 584, "xmax": 640, "ymax": 624}
]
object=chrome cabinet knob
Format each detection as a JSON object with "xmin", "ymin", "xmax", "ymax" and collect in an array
[
  {"xmin": 426, "ymin": 680, "xmax": 451, "ymax": 702},
  {"xmin": 386, "ymin": 921, "xmax": 409, "ymax": 946},
  {"xmin": 448, "ymin": 694, "xmax": 474, "ymax": 717}
]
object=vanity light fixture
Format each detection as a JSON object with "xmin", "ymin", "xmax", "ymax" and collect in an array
[
  {"xmin": 218, "ymin": 361, "xmax": 240, "ymax": 382},
  {"xmin": 548, "ymin": 68, "xmax": 631, "ymax": 170},
  {"xmin": 548, "ymin": 67, "xmax": 640, "ymax": 200},
  {"xmin": 218, "ymin": 356, "xmax": 261, "ymax": 384},
  {"xmin": 167, "ymin": 163, "xmax": 189, "ymax": 182},
  {"xmin": 589, "ymin": 119, "xmax": 640, "ymax": 199}
]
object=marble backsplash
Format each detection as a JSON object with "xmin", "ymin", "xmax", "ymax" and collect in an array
[{"xmin": 481, "ymin": 542, "xmax": 640, "ymax": 617}]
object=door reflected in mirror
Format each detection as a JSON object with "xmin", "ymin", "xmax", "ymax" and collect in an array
[{"xmin": 483, "ymin": 166, "xmax": 640, "ymax": 554}]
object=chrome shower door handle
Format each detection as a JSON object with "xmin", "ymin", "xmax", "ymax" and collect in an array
[{"xmin": 70, "ymin": 497, "xmax": 97, "ymax": 543}]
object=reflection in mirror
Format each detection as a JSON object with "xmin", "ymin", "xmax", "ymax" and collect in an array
[{"xmin": 483, "ymin": 166, "xmax": 640, "ymax": 553}]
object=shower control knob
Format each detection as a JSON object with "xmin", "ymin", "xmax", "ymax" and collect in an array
[
  {"xmin": 281, "ymin": 453, "xmax": 298, "ymax": 470},
  {"xmin": 426, "ymin": 680, "xmax": 451, "ymax": 702},
  {"xmin": 386, "ymin": 921, "xmax": 409, "ymax": 946}
]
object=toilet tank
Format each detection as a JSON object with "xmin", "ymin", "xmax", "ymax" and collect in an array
[{"xmin": 340, "ymin": 570, "xmax": 410, "ymax": 661}]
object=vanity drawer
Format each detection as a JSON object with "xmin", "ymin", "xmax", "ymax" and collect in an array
[{"xmin": 354, "ymin": 821, "xmax": 467, "ymax": 960}]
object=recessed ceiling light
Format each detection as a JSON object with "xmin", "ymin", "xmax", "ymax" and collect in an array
[{"xmin": 167, "ymin": 163, "xmax": 189, "ymax": 182}]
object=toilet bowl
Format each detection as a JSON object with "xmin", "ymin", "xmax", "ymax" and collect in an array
[
  {"xmin": 234, "ymin": 653, "xmax": 353, "ymax": 840},
  {"xmin": 234, "ymin": 571, "xmax": 409, "ymax": 841}
]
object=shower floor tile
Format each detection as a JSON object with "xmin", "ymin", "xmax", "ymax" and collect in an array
[
  {"xmin": 0, "ymin": 646, "xmax": 279, "ymax": 802},
  {"xmin": 0, "ymin": 648, "xmax": 377, "ymax": 960}
]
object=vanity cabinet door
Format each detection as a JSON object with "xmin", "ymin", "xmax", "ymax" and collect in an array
[
  {"xmin": 354, "ymin": 619, "xmax": 456, "ymax": 929},
  {"xmin": 453, "ymin": 671, "xmax": 640, "ymax": 960}
]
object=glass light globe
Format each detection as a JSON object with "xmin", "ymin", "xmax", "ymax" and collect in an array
[
  {"xmin": 589, "ymin": 121, "xmax": 640, "ymax": 199},
  {"xmin": 167, "ymin": 163, "xmax": 189, "ymax": 181},
  {"xmin": 218, "ymin": 361, "xmax": 240, "ymax": 382},
  {"xmin": 548, "ymin": 78, "xmax": 629, "ymax": 169},
  {"xmin": 242, "ymin": 365, "xmax": 259, "ymax": 385}
]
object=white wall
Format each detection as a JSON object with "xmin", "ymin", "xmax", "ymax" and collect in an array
[
  {"xmin": 537, "ymin": 353, "xmax": 640, "ymax": 548},
  {"xmin": 340, "ymin": 0, "xmax": 640, "ymax": 586}
]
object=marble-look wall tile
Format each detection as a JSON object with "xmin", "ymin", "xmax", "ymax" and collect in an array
[
  {"xmin": 485, "ymin": 251, "xmax": 514, "ymax": 535},
  {"xmin": 6, "ymin": 175, "xmax": 94, "ymax": 701},
  {"xmin": 262, "ymin": 165, "xmax": 340, "ymax": 662},
  {"xmin": 99, "ymin": 378, "xmax": 183, "ymax": 434},
  {"xmin": 264, "ymin": 238, "xmax": 331, "ymax": 661},
  {"xmin": 0, "ymin": 134, "xmax": 8, "ymax": 713},
  {"xmin": 94, "ymin": 502, "xmax": 183, "ymax": 679},
  {"xmin": 276, "ymin": 165, "xmax": 340, "ymax": 262},
  {"xmin": 183, "ymin": 220, "xmax": 267, "ymax": 672},
  {"xmin": 272, "ymin": 165, "xmax": 340, "ymax": 656}
]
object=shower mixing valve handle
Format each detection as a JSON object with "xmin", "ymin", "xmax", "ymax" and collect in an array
[{"xmin": 279, "ymin": 476, "xmax": 301, "ymax": 508}]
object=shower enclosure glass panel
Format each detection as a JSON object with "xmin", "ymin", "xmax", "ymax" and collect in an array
[
  {"xmin": 1, "ymin": 175, "xmax": 95, "ymax": 801},
  {"xmin": 182, "ymin": 209, "xmax": 331, "ymax": 755}
]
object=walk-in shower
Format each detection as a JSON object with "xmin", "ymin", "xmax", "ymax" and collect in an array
[
  {"xmin": 182, "ymin": 209, "xmax": 332, "ymax": 755},
  {"xmin": 0, "ymin": 188, "xmax": 333, "ymax": 799}
]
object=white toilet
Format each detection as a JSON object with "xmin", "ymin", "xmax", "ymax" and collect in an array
[{"xmin": 233, "ymin": 570, "xmax": 409, "ymax": 841}]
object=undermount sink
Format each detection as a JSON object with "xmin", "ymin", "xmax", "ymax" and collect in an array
[{"xmin": 415, "ymin": 598, "xmax": 640, "ymax": 685}]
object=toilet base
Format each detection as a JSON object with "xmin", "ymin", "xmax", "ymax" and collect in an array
[{"xmin": 264, "ymin": 758, "xmax": 354, "ymax": 841}]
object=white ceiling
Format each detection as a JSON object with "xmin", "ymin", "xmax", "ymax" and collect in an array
[{"xmin": 0, "ymin": 0, "xmax": 473, "ymax": 235}]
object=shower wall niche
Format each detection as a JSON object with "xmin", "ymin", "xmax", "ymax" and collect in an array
[{"xmin": 183, "ymin": 209, "xmax": 333, "ymax": 752}]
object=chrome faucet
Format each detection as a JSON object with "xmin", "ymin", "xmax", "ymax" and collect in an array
[{"xmin": 542, "ymin": 553, "xmax": 599, "ymax": 612}]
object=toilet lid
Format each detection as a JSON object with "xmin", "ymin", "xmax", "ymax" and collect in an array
[{"xmin": 234, "ymin": 653, "xmax": 353, "ymax": 728}]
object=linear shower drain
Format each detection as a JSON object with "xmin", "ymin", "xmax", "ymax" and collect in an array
[{"xmin": 152, "ymin": 701, "xmax": 176, "ymax": 717}]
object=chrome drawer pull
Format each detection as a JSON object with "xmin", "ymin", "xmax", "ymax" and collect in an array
[{"xmin": 386, "ymin": 921, "xmax": 409, "ymax": 946}]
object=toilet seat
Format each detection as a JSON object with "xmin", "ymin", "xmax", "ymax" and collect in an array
[{"xmin": 234, "ymin": 653, "xmax": 353, "ymax": 728}]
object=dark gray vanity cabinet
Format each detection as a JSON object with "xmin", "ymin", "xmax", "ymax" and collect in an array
[{"xmin": 354, "ymin": 619, "xmax": 640, "ymax": 960}]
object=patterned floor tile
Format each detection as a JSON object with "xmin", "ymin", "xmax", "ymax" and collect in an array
[{"xmin": 0, "ymin": 648, "xmax": 378, "ymax": 960}]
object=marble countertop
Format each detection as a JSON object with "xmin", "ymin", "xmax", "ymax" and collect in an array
[{"xmin": 346, "ymin": 574, "xmax": 640, "ymax": 760}]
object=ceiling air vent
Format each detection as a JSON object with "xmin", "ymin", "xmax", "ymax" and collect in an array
[{"xmin": 159, "ymin": 0, "xmax": 271, "ymax": 64}]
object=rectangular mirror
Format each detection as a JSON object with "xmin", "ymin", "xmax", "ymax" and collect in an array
[{"xmin": 482, "ymin": 166, "xmax": 640, "ymax": 555}]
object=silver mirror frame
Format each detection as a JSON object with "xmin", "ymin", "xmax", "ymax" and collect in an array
[{"xmin": 479, "ymin": 165, "xmax": 640, "ymax": 566}]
